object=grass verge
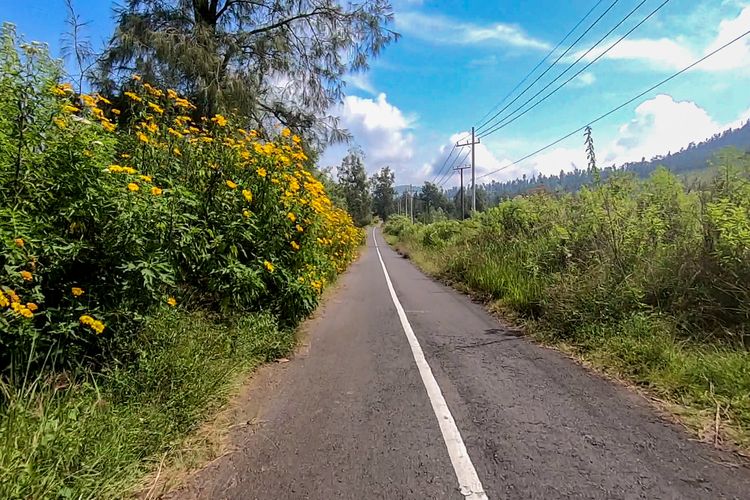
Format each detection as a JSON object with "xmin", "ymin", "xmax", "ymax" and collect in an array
[{"xmin": 0, "ymin": 309, "xmax": 294, "ymax": 499}]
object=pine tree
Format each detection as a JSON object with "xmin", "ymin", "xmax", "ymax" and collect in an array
[{"xmin": 98, "ymin": 0, "xmax": 398, "ymax": 143}]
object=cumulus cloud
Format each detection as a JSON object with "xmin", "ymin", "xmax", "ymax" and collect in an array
[
  {"xmin": 573, "ymin": 6, "xmax": 750, "ymax": 72},
  {"xmin": 395, "ymin": 11, "xmax": 550, "ymax": 50},
  {"xmin": 321, "ymin": 93, "xmax": 416, "ymax": 179},
  {"xmin": 603, "ymin": 94, "xmax": 721, "ymax": 164},
  {"xmin": 422, "ymin": 132, "xmax": 517, "ymax": 187}
]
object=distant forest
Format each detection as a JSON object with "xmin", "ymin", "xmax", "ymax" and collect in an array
[{"xmin": 457, "ymin": 119, "xmax": 750, "ymax": 200}]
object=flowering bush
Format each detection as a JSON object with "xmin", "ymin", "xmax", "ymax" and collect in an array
[{"xmin": 0, "ymin": 27, "xmax": 363, "ymax": 374}]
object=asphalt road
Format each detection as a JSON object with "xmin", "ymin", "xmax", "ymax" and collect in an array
[{"xmin": 169, "ymin": 227, "xmax": 749, "ymax": 499}]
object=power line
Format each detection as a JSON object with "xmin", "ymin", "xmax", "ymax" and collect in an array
[
  {"xmin": 474, "ymin": 0, "xmax": 623, "ymax": 135},
  {"xmin": 471, "ymin": 0, "xmax": 608, "ymax": 131},
  {"xmin": 434, "ymin": 147, "xmax": 462, "ymax": 186},
  {"xmin": 475, "ymin": 27, "xmax": 750, "ymax": 181},
  {"xmin": 438, "ymin": 149, "xmax": 470, "ymax": 187},
  {"xmin": 431, "ymin": 143, "xmax": 457, "ymax": 183},
  {"xmin": 436, "ymin": 149, "xmax": 468, "ymax": 186},
  {"xmin": 479, "ymin": 0, "xmax": 670, "ymax": 139}
]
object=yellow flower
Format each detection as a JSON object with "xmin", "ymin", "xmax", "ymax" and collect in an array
[
  {"xmin": 14, "ymin": 238, "xmax": 24, "ymax": 247},
  {"xmin": 256, "ymin": 167, "xmax": 267, "ymax": 178},
  {"xmin": 212, "ymin": 114, "xmax": 228, "ymax": 127},
  {"xmin": 174, "ymin": 97, "xmax": 194, "ymax": 109},
  {"xmin": 12, "ymin": 303, "xmax": 33, "ymax": 319},
  {"xmin": 147, "ymin": 102, "xmax": 164, "ymax": 114},
  {"xmin": 167, "ymin": 297, "xmax": 177, "ymax": 307},
  {"xmin": 112, "ymin": 108, "xmax": 121, "ymax": 115},
  {"xmin": 242, "ymin": 189, "xmax": 252, "ymax": 203},
  {"xmin": 296, "ymin": 224, "xmax": 304, "ymax": 233},
  {"xmin": 101, "ymin": 120, "xmax": 116, "ymax": 133},
  {"xmin": 127, "ymin": 183, "xmax": 140, "ymax": 192},
  {"xmin": 79, "ymin": 314, "xmax": 105, "ymax": 333},
  {"xmin": 53, "ymin": 117, "xmax": 67, "ymax": 129},
  {"xmin": 287, "ymin": 212, "xmax": 296, "ymax": 222},
  {"xmin": 243, "ymin": 209, "xmax": 251, "ymax": 218},
  {"xmin": 264, "ymin": 260, "xmax": 275, "ymax": 272},
  {"xmin": 132, "ymin": 74, "xmax": 142, "ymax": 81},
  {"xmin": 6, "ymin": 289, "xmax": 20, "ymax": 304},
  {"xmin": 123, "ymin": 167, "xmax": 137, "ymax": 175},
  {"xmin": 51, "ymin": 83, "xmax": 73, "ymax": 96},
  {"xmin": 281, "ymin": 128, "xmax": 291, "ymax": 137},
  {"xmin": 226, "ymin": 180, "xmax": 238, "ymax": 189},
  {"xmin": 137, "ymin": 131, "xmax": 149, "ymax": 144},
  {"xmin": 173, "ymin": 147, "xmax": 181, "ymax": 156},
  {"xmin": 140, "ymin": 175, "xmax": 152, "ymax": 183},
  {"xmin": 292, "ymin": 135, "xmax": 301, "ymax": 144},
  {"xmin": 143, "ymin": 83, "xmax": 163, "ymax": 97},
  {"xmin": 72, "ymin": 287, "xmax": 85, "ymax": 297},
  {"xmin": 62, "ymin": 104, "xmax": 80, "ymax": 114},
  {"xmin": 151, "ymin": 187, "xmax": 163, "ymax": 196},
  {"xmin": 167, "ymin": 127, "xmax": 183, "ymax": 138},
  {"xmin": 26, "ymin": 303, "xmax": 38, "ymax": 312},
  {"xmin": 124, "ymin": 91, "xmax": 142, "ymax": 102},
  {"xmin": 20, "ymin": 271, "xmax": 32, "ymax": 281},
  {"xmin": 141, "ymin": 121, "xmax": 158, "ymax": 134},
  {"xmin": 291, "ymin": 241, "xmax": 300, "ymax": 251}
]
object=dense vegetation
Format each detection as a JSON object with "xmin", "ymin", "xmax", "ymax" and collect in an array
[
  {"xmin": 0, "ymin": 25, "xmax": 363, "ymax": 498},
  {"xmin": 385, "ymin": 157, "xmax": 750, "ymax": 445}
]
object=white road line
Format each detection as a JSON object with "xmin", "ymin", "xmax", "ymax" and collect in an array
[{"xmin": 372, "ymin": 229, "xmax": 489, "ymax": 500}]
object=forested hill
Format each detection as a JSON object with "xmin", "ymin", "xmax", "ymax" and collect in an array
[{"xmin": 481, "ymin": 119, "xmax": 750, "ymax": 199}]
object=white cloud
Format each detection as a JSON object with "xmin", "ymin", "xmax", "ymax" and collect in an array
[
  {"xmin": 571, "ymin": 72, "xmax": 596, "ymax": 87},
  {"xmin": 423, "ymin": 132, "xmax": 516, "ymax": 187},
  {"xmin": 344, "ymin": 73, "xmax": 376, "ymax": 95},
  {"xmin": 701, "ymin": 5, "xmax": 750, "ymax": 71},
  {"xmin": 395, "ymin": 11, "xmax": 550, "ymax": 50},
  {"xmin": 575, "ymin": 38, "xmax": 695, "ymax": 70},
  {"xmin": 321, "ymin": 93, "xmax": 416, "ymax": 180},
  {"xmin": 604, "ymin": 94, "xmax": 721, "ymax": 164},
  {"xmin": 573, "ymin": 6, "xmax": 750, "ymax": 72}
]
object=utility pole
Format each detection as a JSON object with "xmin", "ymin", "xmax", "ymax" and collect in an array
[
  {"xmin": 409, "ymin": 184, "xmax": 414, "ymax": 224},
  {"xmin": 456, "ymin": 127, "xmax": 480, "ymax": 212},
  {"xmin": 454, "ymin": 164, "xmax": 471, "ymax": 220}
]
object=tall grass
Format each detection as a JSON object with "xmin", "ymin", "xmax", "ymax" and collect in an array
[{"xmin": 0, "ymin": 310, "xmax": 293, "ymax": 499}]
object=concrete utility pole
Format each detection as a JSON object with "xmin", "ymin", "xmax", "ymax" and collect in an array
[
  {"xmin": 456, "ymin": 127, "xmax": 480, "ymax": 212},
  {"xmin": 454, "ymin": 164, "xmax": 471, "ymax": 220}
]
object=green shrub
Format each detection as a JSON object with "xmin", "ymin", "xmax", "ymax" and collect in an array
[{"xmin": 0, "ymin": 26, "xmax": 362, "ymax": 377}]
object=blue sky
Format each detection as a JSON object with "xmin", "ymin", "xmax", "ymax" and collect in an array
[{"xmin": 4, "ymin": 0, "xmax": 750, "ymax": 186}]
